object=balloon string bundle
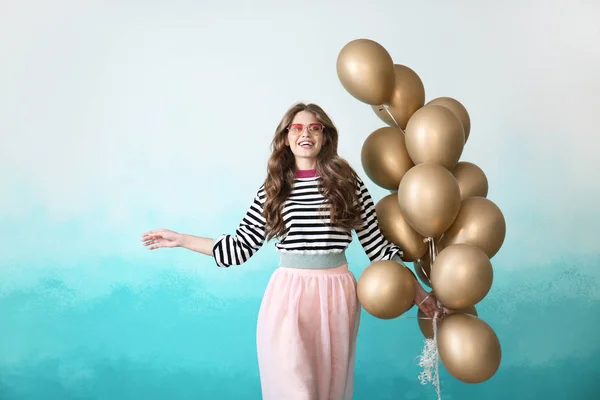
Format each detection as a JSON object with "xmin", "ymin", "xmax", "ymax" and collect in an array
[
  {"xmin": 416, "ymin": 236, "xmax": 443, "ymax": 399},
  {"xmin": 397, "ymin": 254, "xmax": 444, "ymax": 399},
  {"xmin": 415, "ymin": 309, "xmax": 442, "ymax": 400},
  {"xmin": 396, "ymin": 303, "xmax": 444, "ymax": 399}
]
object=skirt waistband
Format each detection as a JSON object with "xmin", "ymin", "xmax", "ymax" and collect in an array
[
  {"xmin": 278, "ymin": 251, "xmax": 348, "ymax": 269},
  {"xmin": 278, "ymin": 263, "xmax": 350, "ymax": 276}
]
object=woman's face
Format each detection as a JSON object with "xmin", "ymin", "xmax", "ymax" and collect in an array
[{"xmin": 285, "ymin": 111, "xmax": 325, "ymax": 168}]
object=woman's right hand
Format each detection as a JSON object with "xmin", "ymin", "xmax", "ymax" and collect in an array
[{"xmin": 141, "ymin": 229, "xmax": 183, "ymax": 250}]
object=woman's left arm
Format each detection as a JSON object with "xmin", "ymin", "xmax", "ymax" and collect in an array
[
  {"xmin": 354, "ymin": 175, "xmax": 404, "ymax": 263},
  {"xmin": 354, "ymin": 175, "xmax": 443, "ymax": 319}
]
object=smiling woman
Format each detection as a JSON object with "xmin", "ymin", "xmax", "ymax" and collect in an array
[{"xmin": 141, "ymin": 102, "xmax": 440, "ymax": 400}]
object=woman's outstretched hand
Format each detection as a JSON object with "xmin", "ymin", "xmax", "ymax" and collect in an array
[{"xmin": 142, "ymin": 229, "xmax": 183, "ymax": 250}]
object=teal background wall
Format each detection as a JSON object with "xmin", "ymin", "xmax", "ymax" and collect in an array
[{"xmin": 2, "ymin": 0, "xmax": 599, "ymax": 399}]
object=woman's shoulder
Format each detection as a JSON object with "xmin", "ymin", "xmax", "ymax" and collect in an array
[{"xmin": 252, "ymin": 176, "xmax": 267, "ymax": 197}]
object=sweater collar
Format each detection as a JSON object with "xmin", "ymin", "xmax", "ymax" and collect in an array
[{"xmin": 296, "ymin": 169, "xmax": 319, "ymax": 178}]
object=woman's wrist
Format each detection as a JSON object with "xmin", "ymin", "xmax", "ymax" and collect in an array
[
  {"xmin": 179, "ymin": 234, "xmax": 215, "ymax": 256},
  {"xmin": 178, "ymin": 233, "xmax": 189, "ymax": 248},
  {"xmin": 413, "ymin": 277, "xmax": 428, "ymax": 300}
]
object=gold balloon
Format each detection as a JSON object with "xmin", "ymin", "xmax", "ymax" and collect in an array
[
  {"xmin": 452, "ymin": 161, "xmax": 489, "ymax": 200},
  {"xmin": 426, "ymin": 97, "xmax": 471, "ymax": 142},
  {"xmin": 357, "ymin": 260, "xmax": 416, "ymax": 319},
  {"xmin": 438, "ymin": 197, "xmax": 506, "ymax": 258},
  {"xmin": 437, "ymin": 313, "xmax": 502, "ymax": 383},
  {"xmin": 418, "ymin": 303, "xmax": 478, "ymax": 339},
  {"xmin": 336, "ymin": 39, "xmax": 395, "ymax": 105},
  {"xmin": 375, "ymin": 193, "xmax": 428, "ymax": 262},
  {"xmin": 404, "ymin": 268, "xmax": 418, "ymax": 311},
  {"xmin": 404, "ymin": 105, "xmax": 465, "ymax": 170},
  {"xmin": 371, "ymin": 64, "xmax": 425, "ymax": 129},
  {"xmin": 397, "ymin": 163, "xmax": 462, "ymax": 238},
  {"xmin": 430, "ymin": 244, "xmax": 493, "ymax": 309},
  {"xmin": 361, "ymin": 127, "xmax": 414, "ymax": 190}
]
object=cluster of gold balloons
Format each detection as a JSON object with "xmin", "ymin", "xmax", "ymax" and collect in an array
[{"xmin": 338, "ymin": 38, "xmax": 506, "ymax": 385}]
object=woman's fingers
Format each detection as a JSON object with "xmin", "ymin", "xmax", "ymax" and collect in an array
[
  {"xmin": 142, "ymin": 233, "xmax": 173, "ymax": 243},
  {"xmin": 422, "ymin": 300, "xmax": 443, "ymax": 321},
  {"xmin": 142, "ymin": 235, "xmax": 165, "ymax": 248},
  {"xmin": 142, "ymin": 236, "xmax": 160, "ymax": 245},
  {"xmin": 142, "ymin": 229, "xmax": 170, "ymax": 237},
  {"xmin": 147, "ymin": 240, "xmax": 164, "ymax": 250},
  {"xmin": 428, "ymin": 306, "xmax": 437, "ymax": 320}
]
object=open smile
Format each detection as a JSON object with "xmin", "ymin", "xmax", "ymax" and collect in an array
[{"xmin": 298, "ymin": 141, "xmax": 314, "ymax": 149}]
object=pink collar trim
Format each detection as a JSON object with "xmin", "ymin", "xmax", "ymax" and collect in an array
[{"xmin": 296, "ymin": 169, "xmax": 319, "ymax": 178}]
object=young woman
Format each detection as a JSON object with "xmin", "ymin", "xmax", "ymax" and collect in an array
[{"xmin": 141, "ymin": 103, "xmax": 441, "ymax": 400}]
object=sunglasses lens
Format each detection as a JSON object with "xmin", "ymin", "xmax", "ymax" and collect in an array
[{"xmin": 308, "ymin": 123, "xmax": 323, "ymax": 132}]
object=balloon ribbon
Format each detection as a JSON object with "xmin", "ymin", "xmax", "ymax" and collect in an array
[
  {"xmin": 381, "ymin": 104, "xmax": 404, "ymax": 132},
  {"xmin": 415, "ymin": 237, "xmax": 443, "ymax": 399},
  {"xmin": 416, "ymin": 310, "xmax": 442, "ymax": 400},
  {"xmin": 427, "ymin": 236, "xmax": 438, "ymax": 263}
]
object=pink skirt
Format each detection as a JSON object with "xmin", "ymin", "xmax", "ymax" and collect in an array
[{"xmin": 256, "ymin": 263, "xmax": 360, "ymax": 400}]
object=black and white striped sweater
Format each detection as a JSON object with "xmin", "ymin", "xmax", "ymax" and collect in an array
[{"xmin": 212, "ymin": 174, "xmax": 404, "ymax": 267}]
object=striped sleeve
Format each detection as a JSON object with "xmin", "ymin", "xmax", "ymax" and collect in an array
[
  {"xmin": 354, "ymin": 176, "xmax": 405, "ymax": 263},
  {"xmin": 212, "ymin": 184, "xmax": 267, "ymax": 267}
]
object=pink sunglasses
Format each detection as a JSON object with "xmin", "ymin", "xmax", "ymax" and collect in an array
[{"xmin": 287, "ymin": 123, "xmax": 324, "ymax": 134}]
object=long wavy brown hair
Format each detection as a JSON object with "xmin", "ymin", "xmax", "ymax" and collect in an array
[{"xmin": 262, "ymin": 103, "xmax": 365, "ymax": 241}]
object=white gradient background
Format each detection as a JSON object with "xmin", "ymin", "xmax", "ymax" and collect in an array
[{"xmin": 1, "ymin": 0, "xmax": 600, "ymax": 399}]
